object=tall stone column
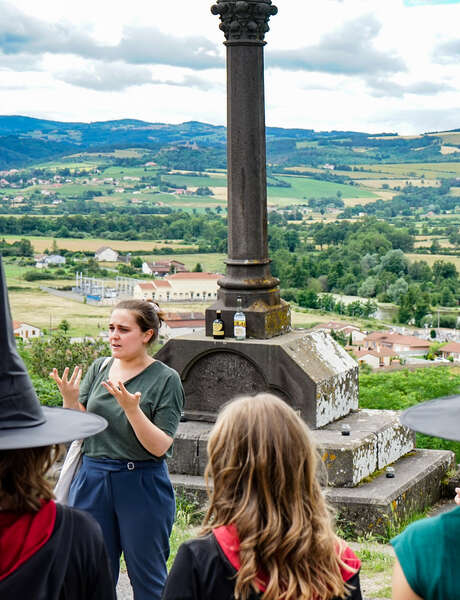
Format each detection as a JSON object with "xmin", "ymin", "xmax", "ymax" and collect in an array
[{"xmin": 205, "ymin": 0, "xmax": 290, "ymax": 339}]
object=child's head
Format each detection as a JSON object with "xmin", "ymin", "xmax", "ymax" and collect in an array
[{"xmin": 206, "ymin": 393, "xmax": 320, "ymax": 520}]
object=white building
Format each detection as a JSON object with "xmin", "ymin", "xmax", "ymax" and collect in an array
[
  {"xmin": 95, "ymin": 247, "xmax": 119, "ymax": 262},
  {"xmin": 133, "ymin": 272, "xmax": 220, "ymax": 302},
  {"xmin": 35, "ymin": 254, "xmax": 66, "ymax": 269},
  {"xmin": 134, "ymin": 280, "xmax": 172, "ymax": 302},
  {"xmin": 13, "ymin": 321, "xmax": 41, "ymax": 341},
  {"xmin": 165, "ymin": 272, "xmax": 220, "ymax": 301}
]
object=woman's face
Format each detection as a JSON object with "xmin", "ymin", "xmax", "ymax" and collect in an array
[{"xmin": 108, "ymin": 309, "xmax": 153, "ymax": 360}]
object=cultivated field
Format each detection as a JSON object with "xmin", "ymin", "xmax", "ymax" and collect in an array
[
  {"xmin": 406, "ymin": 253, "xmax": 460, "ymax": 269},
  {"xmin": 1, "ymin": 235, "xmax": 197, "ymax": 254}
]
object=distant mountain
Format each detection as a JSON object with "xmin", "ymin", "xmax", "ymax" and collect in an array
[{"xmin": 0, "ymin": 115, "xmax": 458, "ymax": 171}]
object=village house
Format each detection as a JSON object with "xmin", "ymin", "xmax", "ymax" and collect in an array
[
  {"xmin": 133, "ymin": 280, "xmax": 172, "ymax": 302},
  {"xmin": 94, "ymin": 247, "xmax": 119, "ymax": 262},
  {"xmin": 440, "ymin": 341, "xmax": 460, "ymax": 361},
  {"xmin": 142, "ymin": 260, "xmax": 187, "ymax": 277},
  {"xmin": 35, "ymin": 254, "xmax": 66, "ymax": 269},
  {"xmin": 353, "ymin": 346, "xmax": 395, "ymax": 369},
  {"xmin": 13, "ymin": 321, "xmax": 41, "ymax": 341},
  {"xmin": 364, "ymin": 331, "xmax": 430, "ymax": 356},
  {"xmin": 159, "ymin": 312, "xmax": 205, "ymax": 339}
]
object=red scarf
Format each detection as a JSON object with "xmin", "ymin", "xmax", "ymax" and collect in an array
[
  {"xmin": 213, "ymin": 524, "xmax": 361, "ymax": 593},
  {"xmin": 0, "ymin": 500, "xmax": 56, "ymax": 581}
]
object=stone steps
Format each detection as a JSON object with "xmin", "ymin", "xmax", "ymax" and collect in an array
[
  {"xmin": 170, "ymin": 448, "xmax": 455, "ymax": 536},
  {"xmin": 168, "ymin": 409, "xmax": 416, "ymax": 487},
  {"xmin": 325, "ymin": 448, "xmax": 455, "ymax": 537},
  {"xmin": 315, "ymin": 409, "xmax": 415, "ymax": 487}
]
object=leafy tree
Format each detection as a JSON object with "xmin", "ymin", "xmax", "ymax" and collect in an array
[
  {"xmin": 358, "ymin": 276, "xmax": 378, "ymax": 298},
  {"xmin": 130, "ymin": 256, "xmax": 142, "ymax": 268},
  {"xmin": 378, "ymin": 249, "xmax": 408, "ymax": 276},
  {"xmin": 58, "ymin": 319, "xmax": 70, "ymax": 333},
  {"xmin": 193, "ymin": 263, "xmax": 203, "ymax": 272},
  {"xmin": 297, "ymin": 289, "xmax": 318, "ymax": 308},
  {"xmin": 387, "ymin": 277, "xmax": 409, "ymax": 304}
]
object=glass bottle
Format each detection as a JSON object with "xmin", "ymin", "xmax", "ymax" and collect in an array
[
  {"xmin": 212, "ymin": 310, "xmax": 225, "ymax": 339},
  {"xmin": 233, "ymin": 297, "xmax": 246, "ymax": 340}
]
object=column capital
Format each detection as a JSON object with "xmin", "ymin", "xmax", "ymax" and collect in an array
[{"xmin": 211, "ymin": 0, "xmax": 277, "ymax": 44}]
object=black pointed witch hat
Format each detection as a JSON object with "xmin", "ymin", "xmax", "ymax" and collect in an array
[
  {"xmin": 0, "ymin": 256, "xmax": 107, "ymax": 449},
  {"xmin": 400, "ymin": 394, "xmax": 460, "ymax": 442}
]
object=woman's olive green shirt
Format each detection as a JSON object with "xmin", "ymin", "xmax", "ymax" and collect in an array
[{"xmin": 80, "ymin": 357, "xmax": 184, "ymax": 461}]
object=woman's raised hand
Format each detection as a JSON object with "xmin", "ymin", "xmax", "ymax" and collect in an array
[
  {"xmin": 101, "ymin": 379, "xmax": 141, "ymax": 415},
  {"xmin": 50, "ymin": 366, "xmax": 82, "ymax": 409}
]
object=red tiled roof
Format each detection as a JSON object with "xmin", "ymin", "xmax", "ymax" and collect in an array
[
  {"xmin": 153, "ymin": 280, "xmax": 172, "ymax": 288},
  {"xmin": 364, "ymin": 331, "xmax": 430, "ymax": 348},
  {"xmin": 164, "ymin": 319, "xmax": 206, "ymax": 328},
  {"xmin": 441, "ymin": 342, "xmax": 460, "ymax": 352},
  {"xmin": 163, "ymin": 312, "xmax": 205, "ymax": 321},
  {"xmin": 138, "ymin": 283, "xmax": 155, "ymax": 290},
  {"xmin": 12, "ymin": 320, "xmax": 37, "ymax": 330},
  {"xmin": 365, "ymin": 331, "xmax": 389, "ymax": 340}
]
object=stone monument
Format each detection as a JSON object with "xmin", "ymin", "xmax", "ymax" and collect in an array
[{"xmin": 157, "ymin": 1, "xmax": 455, "ymax": 535}]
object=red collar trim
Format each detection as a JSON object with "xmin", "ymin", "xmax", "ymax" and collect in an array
[
  {"xmin": 213, "ymin": 525, "xmax": 268, "ymax": 592},
  {"xmin": 0, "ymin": 500, "xmax": 56, "ymax": 581},
  {"xmin": 213, "ymin": 525, "xmax": 361, "ymax": 591}
]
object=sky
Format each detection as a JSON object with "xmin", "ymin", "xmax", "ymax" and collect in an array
[{"xmin": 1, "ymin": 0, "xmax": 460, "ymax": 134}]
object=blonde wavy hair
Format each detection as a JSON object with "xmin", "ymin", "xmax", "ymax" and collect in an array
[{"xmin": 202, "ymin": 393, "xmax": 352, "ymax": 600}]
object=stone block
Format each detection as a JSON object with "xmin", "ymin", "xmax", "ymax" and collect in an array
[
  {"xmin": 168, "ymin": 421, "xmax": 212, "ymax": 477},
  {"xmin": 325, "ymin": 449, "xmax": 455, "ymax": 537},
  {"xmin": 317, "ymin": 409, "xmax": 416, "ymax": 486},
  {"xmin": 156, "ymin": 330, "xmax": 358, "ymax": 428}
]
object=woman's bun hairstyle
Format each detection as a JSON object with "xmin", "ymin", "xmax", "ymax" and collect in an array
[{"xmin": 113, "ymin": 299, "xmax": 163, "ymax": 345}]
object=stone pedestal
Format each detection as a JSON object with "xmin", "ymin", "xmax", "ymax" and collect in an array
[{"xmin": 156, "ymin": 329, "xmax": 358, "ymax": 427}]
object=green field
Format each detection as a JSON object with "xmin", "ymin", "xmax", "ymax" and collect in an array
[
  {"xmin": 267, "ymin": 175, "xmax": 376, "ymax": 201},
  {"xmin": 360, "ymin": 162, "xmax": 460, "ymax": 179}
]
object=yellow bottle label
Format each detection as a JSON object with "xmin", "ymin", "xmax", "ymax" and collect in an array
[{"xmin": 213, "ymin": 322, "xmax": 224, "ymax": 336}]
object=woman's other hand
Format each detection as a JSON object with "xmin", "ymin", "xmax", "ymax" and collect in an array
[
  {"xmin": 102, "ymin": 380, "xmax": 142, "ymax": 416},
  {"xmin": 101, "ymin": 379, "xmax": 172, "ymax": 457},
  {"xmin": 50, "ymin": 366, "xmax": 83, "ymax": 410}
]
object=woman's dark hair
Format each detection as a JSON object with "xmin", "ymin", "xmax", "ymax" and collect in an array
[
  {"xmin": 0, "ymin": 445, "xmax": 62, "ymax": 513},
  {"xmin": 114, "ymin": 299, "xmax": 164, "ymax": 345}
]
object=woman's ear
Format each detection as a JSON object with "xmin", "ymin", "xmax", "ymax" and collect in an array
[{"xmin": 144, "ymin": 329, "xmax": 155, "ymax": 344}]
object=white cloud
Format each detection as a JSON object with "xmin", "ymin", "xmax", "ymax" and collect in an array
[{"xmin": 0, "ymin": 0, "xmax": 458, "ymax": 134}]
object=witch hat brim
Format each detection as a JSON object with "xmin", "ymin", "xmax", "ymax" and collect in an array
[
  {"xmin": 0, "ymin": 256, "xmax": 107, "ymax": 449},
  {"xmin": 0, "ymin": 407, "xmax": 107, "ymax": 449},
  {"xmin": 400, "ymin": 395, "xmax": 460, "ymax": 442}
]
